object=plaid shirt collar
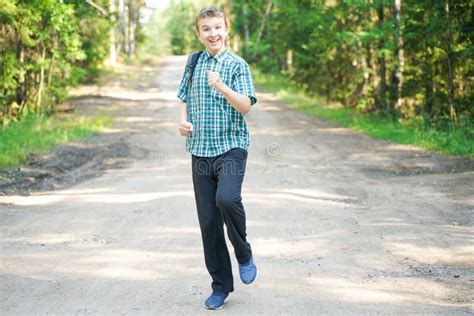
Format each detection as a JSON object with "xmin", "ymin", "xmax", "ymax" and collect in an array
[{"xmin": 203, "ymin": 48, "xmax": 228, "ymax": 62}]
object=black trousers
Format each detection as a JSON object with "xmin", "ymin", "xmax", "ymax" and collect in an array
[{"xmin": 192, "ymin": 148, "xmax": 252, "ymax": 293}]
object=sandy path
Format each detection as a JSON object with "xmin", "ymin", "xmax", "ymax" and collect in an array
[{"xmin": 1, "ymin": 56, "xmax": 473, "ymax": 315}]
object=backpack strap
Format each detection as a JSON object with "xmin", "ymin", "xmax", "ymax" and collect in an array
[
  {"xmin": 185, "ymin": 51, "xmax": 203, "ymax": 116},
  {"xmin": 186, "ymin": 51, "xmax": 203, "ymax": 84}
]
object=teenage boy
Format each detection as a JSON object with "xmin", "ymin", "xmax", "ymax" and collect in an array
[{"xmin": 177, "ymin": 6, "xmax": 257, "ymax": 310}]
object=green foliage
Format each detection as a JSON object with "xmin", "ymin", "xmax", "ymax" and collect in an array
[
  {"xmin": 0, "ymin": 0, "xmax": 112, "ymax": 125},
  {"xmin": 232, "ymin": 0, "xmax": 472, "ymax": 134},
  {"xmin": 70, "ymin": 0, "xmax": 110, "ymax": 83},
  {"xmin": 0, "ymin": 0, "xmax": 148, "ymax": 167},
  {"xmin": 253, "ymin": 68, "xmax": 473, "ymax": 156}
]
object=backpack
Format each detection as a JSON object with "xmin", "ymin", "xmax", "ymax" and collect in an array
[
  {"xmin": 186, "ymin": 51, "xmax": 203, "ymax": 88},
  {"xmin": 185, "ymin": 51, "xmax": 203, "ymax": 113}
]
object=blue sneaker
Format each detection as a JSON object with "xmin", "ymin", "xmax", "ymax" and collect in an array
[
  {"xmin": 239, "ymin": 256, "xmax": 257, "ymax": 284},
  {"xmin": 204, "ymin": 292, "xmax": 229, "ymax": 310}
]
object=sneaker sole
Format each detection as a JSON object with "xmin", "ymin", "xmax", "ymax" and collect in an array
[{"xmin": 204, "ymin": 296, "xmax": 229, "ymax": 310}]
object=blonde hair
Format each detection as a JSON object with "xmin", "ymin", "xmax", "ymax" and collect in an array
[{"xmin": 195, "ymin": 7, "xmax": 228, "ymax": 31}]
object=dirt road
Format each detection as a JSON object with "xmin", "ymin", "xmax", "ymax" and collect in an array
[{"xmin": 1, "ymin": 56, "xmax": 473, "ymax": 315}]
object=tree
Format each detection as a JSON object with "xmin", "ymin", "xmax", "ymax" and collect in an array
[{"xmin": 390, "ymin": 0, "xmax": 404, "ymax": 116}]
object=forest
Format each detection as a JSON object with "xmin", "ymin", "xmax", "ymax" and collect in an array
[
  {"xmin": 167, "ymin": 0, "xmax": 473, "ymax": 135},
  {"xmin": 1, "ymin": 0, "xmax": 144, "ymax": 126},
  {"xmin": 1, "ymin": 0, "xmax": 472, "ymax": 155}
]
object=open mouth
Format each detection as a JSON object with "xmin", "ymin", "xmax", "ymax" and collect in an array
[{"xmin": 209, "ymin": 38, "xmax": 220, "ymax": 45}]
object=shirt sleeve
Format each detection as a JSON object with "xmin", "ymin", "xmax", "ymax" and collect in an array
[
  {"xmin": 177, "ymin": 65, "xmax": 190, "ymax": 103},
  {"xmin": 233, "ymin": 62, "xmax": 257, "ymax": 106}
]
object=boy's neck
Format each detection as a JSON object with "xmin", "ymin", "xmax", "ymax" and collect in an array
[{"xmin": 208, "ymin": 46, "xmax": 226, "ymax": 57}]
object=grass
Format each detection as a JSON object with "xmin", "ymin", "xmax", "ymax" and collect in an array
[
  {"xmin": 0, "ymin": 110, "xmax": 113, "ymax": 168},
  {"xmin": 253, "ymin": 68, "xmax": 473, "ymax": 157}
]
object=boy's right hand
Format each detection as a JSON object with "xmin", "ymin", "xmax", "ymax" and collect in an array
[{"xmin": 179, "ymin": 121, "xmax": 193, "ymax": 136}]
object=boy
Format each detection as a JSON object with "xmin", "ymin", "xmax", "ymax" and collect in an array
[{"xmin": 176, "ymin": 6, "xmax": 257, "ymax": 310}]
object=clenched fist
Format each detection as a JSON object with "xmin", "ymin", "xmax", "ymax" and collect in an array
[
  {"xmin": 207, "ymin": 71, "xmax": 225, "ymax": 92},
  {"xmin": 179, "ymin": 120, "xmax": 193, "ymax": 137}
]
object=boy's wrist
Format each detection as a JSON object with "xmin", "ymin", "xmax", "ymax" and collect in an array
[{"xmin": 218, "ymin": 84, "xmax": 231, "ymax": 96}]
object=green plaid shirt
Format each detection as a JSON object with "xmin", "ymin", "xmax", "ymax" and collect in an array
[{"xmin": 177, "ymin": 49, "xmax": 257, "ymax": 157}]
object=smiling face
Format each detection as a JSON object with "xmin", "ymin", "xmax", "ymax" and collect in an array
[{"xmin": 196, "ymin": 16, "xmax": 228, "ymax": 56}]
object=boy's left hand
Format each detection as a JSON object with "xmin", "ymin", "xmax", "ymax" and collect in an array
[{"xmin": 207, "ymin": 71, "xmax": 226, "ymax": 92}]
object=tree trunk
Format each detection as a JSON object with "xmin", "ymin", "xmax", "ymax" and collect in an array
[
  {"xmin": 349, "ymin": 35, "xmax": 369, "ymax": 107},
  {"xmin": 108, "ymin": 0, "xmax": 117, "ymax": 65},
  {"xmin": 47, "ymin": 35, "xmax": 57, "ymax": 87},
  {"xmin": 377, "ymin": 3, "xmax": 388, "ymax": 114},
  {"xmin": 287, "ymin": 49, "xmax": 293, "ymax": 72},
  {"xmin": 15, "ymin": 40, "xmax": 27, "ymax": 118},
  {"xmin": 357, "ymin": 38, "xmax": 369, "ymax": 83},
  {"xmin": 127, "ymin": 1, "xmax": 135, "ymax": 57},
  {"xmin": 47, "ymin": 52, "xmax": 55, "ymax": 87},
  {"xmin": 390, "ymin": 0, "xmax": 404, "ymax": 116},
  {"xmin": 224, "ymin": 0, "xmax": 232, "ymax": 48},
  {"xmin": 444, "ymin": 0, "xmax": 457, "ymax": 126},
  {"xmin": 257, "ymin": 1, "xmax": 273, "ymax": 42},
  {"xmin": 366, "ymin": 42, "xmax": 376, "ymax": 109},
  {"xmin": 242, "ymin": 5, "xmax": 250, "ymax": 57},
  {"xmin": 36, "ymin": 46, "xmax": 46, "ymax": 114},
  {"xmin": 118, "ymin": 0, "xmax": 127, "ymax": 55},
  {"xmin": 15, "ymin": 41, "xmax": 25, "ymax": 108},
  {"xmin": 424, "ymin": 47, "xmax": 434, "ymax": 119}
]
